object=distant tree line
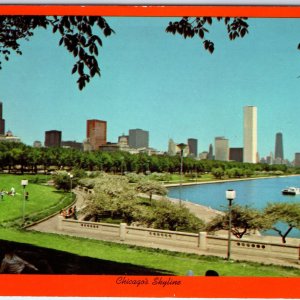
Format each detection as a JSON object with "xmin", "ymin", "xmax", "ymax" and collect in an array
[{"xmin": 0, "ymin": 141, "xmax": 296, "ymax": 177}]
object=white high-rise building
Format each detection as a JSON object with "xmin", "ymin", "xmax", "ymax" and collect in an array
[
  {"xmin": 168, "ymin": 139, "xmax": 177, "ymax": 156},
  {"xmin": 243, "ymin": 106, "xmax": 257, "ymax": 163}
]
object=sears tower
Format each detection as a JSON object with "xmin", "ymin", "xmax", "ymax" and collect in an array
[
  {"xmin": 0, "ymin": 102, "xmax": 5, "ymax": 135},
  {"xmin": 275, "ymin": 132, "xmax": 284, "ymax": 160}
]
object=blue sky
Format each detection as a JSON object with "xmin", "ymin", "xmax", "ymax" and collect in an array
[{"xmin": 1, "ymin": 17, "xmax": 300, "ymax": 160}]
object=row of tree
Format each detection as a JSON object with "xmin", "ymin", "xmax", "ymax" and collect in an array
[
  {"xmin": 78, "ymin": 173, "xmax": 204, "ymax": 232},
  {"xmin": 206, "ymin": 203, "xmax": 300, "ymax": 243},
  {"xmin": 0, "ymin": 142, "xmax": 296, "ymax": 177}
]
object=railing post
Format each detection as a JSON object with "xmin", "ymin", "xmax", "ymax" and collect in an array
[
  {"xmin": 198, "ymin": 232, "xmax": 207, "ymax": 250},
  {"xmin": 120, "ymin": 223, "xmax": 127, "ymax": 241}
]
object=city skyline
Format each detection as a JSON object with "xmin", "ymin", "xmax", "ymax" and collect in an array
[{"xmin": 1, "ymin": 17, "xmax": 300, "ymax": 160}]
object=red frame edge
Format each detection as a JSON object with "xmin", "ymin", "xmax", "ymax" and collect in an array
[
  {"xmin": 0, "ymin": 275, "xmax": 298, "ymax": 298},
  {"xmin": 0, "ymin": 5, "xmax": 300, "ymax": 17}
]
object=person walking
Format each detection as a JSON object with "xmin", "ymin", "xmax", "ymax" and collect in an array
[{"xmin": 0, "ymin": 190, "xmax": 4, "ymax": 201}]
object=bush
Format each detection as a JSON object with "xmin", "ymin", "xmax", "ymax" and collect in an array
[
  {"xmin": 83, "ymin": 174, "xmax": 205, "ymax": 233},
  {"xmin": 71, "ymin": 168, "xmax": 87, "ymax": 179},
  {"xmin": 125, "ymin": 172, "xmax": 144, "ymax": 183},
  {"xmin": 87, "ymin": 171, "xmax": 105, "ymax": 178},
  {"xmin": 148, "ymin": 172, "xmax": 171, "ymax": 181},
  {"xmin": 53, "ymin": 172, "xmax": 78, "ymax": 191},
  {"xmin": 28, "ymin": 176, "xmax": 47, "ymax": 184},
  {"xmin": 151, "ymin": 199, "xmax": 205, "ymax": 232},
  {"xmin": 78, "ymin": 178, "xmax": 96, "ymax": 189}
]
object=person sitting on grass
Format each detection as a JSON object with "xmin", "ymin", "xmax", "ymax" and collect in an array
[{"xmin": 0, "ymin": 246, "xmax": 38, "ymax": 274}]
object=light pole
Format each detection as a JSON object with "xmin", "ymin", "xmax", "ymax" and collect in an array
[
  {"xmin": 226, "ymin": 189, "xmax": 236, "ymax": 260},
  {"xmin": 177, "ymin": 143, "xmax": 187, "ymax": 206},
  {"xmin": 21, "ymin": 179, "xmax": 28, "ymax": 224},
  {"xmin": 68, "ymin": 173, "xmax": 73, "ymax": 198}
]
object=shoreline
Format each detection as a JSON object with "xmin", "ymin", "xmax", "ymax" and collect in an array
[
  {"xmin": 163, "ymin": 174, "xmax": 300, "ymax": 188},
  {"xmin": 163, "ymin": 173, "xmax": 300, "ymax": 227}
]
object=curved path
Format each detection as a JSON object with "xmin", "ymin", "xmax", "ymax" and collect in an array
[
  {"xmin": 29, "ymin": 189, "xmax": 221, "ymax": 233},
  {"xmin": 27, "ymin": 188, "xmax": 87, "ymax": 234}
]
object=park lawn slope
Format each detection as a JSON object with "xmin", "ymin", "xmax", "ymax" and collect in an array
[
  {"xmin": 0, "ymin": 175, "xmax": 71, "ymax": 226},
  {"xmin": 1, "ymin": 228, "xmax": 300, "ymax": 276}
]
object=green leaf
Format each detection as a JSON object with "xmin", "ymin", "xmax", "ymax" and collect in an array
[{"xmin": 71, "ymin": 64, "xmax": 77, "ymax": 74}]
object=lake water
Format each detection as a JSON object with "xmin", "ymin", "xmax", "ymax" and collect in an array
[{"xmin": 167, "ymin": 176, "xmax": 300, "ymax": 237}]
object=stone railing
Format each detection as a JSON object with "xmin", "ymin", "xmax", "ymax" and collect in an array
[
  {"xmin": 58, "ymin": 217, "xmax": 300, "ymax": 263},
  {"xmin": 206, "ymin": 235, "xmax": 299, "ymax": 260},
  {"xmin": 77, "ymin": 186, "xmax": 94, "ymax": 194}
]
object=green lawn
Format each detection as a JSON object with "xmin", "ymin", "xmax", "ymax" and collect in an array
[
  {"xmin": 0, "ymin": 174, "xmax": 72, "ymax": 226},
  {"xmin": 1, "ymin": 228, "xmax": 300, "ymax": 276}
]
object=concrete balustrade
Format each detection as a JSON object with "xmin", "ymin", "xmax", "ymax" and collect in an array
[{"xmin": 58, "ymin": 217, "xmax": 300, "ymax": 264}]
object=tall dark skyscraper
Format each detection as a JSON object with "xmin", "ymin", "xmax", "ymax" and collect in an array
[
  {"xmin": 187, "ymin": 138, "xmax": 198, "ymax": 157},
  {"xmin": 275, "ymin": 132, "xmax": 284, "ymax": 160},
  {"xmin": 229, "ymin": 148, "xmax": 243, "ymax": 162},
  {"xmin": 207, "ymin": 144, "xmax": 214, "ymax": 160},
  {"xmin": 45, "ymin": 130, "xmax": 62, "ymax": 147},
  {"xmin": 0, "ymin": 102, "xmax": 5, "ymax": 135}
]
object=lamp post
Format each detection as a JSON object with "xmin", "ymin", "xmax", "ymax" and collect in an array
[
  {"xmin": 21, "ymin": 179, "xmax": 28, "ymax": 224},
  {"xmin": 225, "ymin": 189, "xmax": 236, "ymax": 260},
  {"xmin": 177, "ymin": 143, "xmax": 187, "ymax": 206},
  {"xmin": 68, "ymin": 173, "xmax": 73, "ymax": 198}
]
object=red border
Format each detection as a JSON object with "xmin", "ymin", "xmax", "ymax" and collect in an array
[
  {"xmin": 0, "ymin": 5, "xmax": 300, "ymax": 17},
  {"xmin": 0, "ymin": 4, "xmax": 300, "ymax": 298},
  {"xmin": 0, "ymin": 275, "xmax": 298, "ymax": 297}
]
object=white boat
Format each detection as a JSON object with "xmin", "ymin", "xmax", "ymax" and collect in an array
[{"xmin": 281, "ymin": 187, "xmax": 300, "ymax": 195}]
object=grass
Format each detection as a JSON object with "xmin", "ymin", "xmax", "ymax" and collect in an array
[
  {"xmin": 1, "ymin": 227, "xmax": 300, "ymax": 276},
  {"xmin": 0, "ymin": 174, "xmax": 72, "ymax": 226}
]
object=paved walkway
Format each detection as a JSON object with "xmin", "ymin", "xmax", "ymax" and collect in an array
[
  {"xmin": 28, "ymin": 188, "xmax": 87, "ymax": 234},
  {"xmin": 151, "ymin": 194, "xmax": 223, "ymax": 223}
]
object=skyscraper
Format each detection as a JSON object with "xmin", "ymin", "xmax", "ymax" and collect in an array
[
  {"xmin": 275, "ymin": 132, "xmax": 284, "ymax": 161},
  {"xmin": 215, "ymin": 137, "xmax": 229, "ymax": 161},
  {"xmin": 128, "ymin": 129, "xmax": 149, "ymax": 149},
  {"xmin": 243, "ymin": 106, "xmax": 257, "ymax": 163},
  {"xmin": 87, "ymin": 119, "xmax": 107, "ymax": 150},
  {"xmin": 295, "ymin": 153, "xmax": 300, "ymax": 167},
  {"xmin": 168, "ymin": 138, "xmax": 177, "ymax": 156},
  {"xmin": 45, "ymin": 130, "xmax": 62, "ymax": 147},
  {"xmin": 0, "ymin": 102, "xmax": 5, "ymax": 135},
  {"xmin": 207, "ymin": 144, "xmax": 214, "ymax": 160},
  {"xmin": 188, "ymin": 138, "xmax": 198, "ymax": 157},
  {"xmin": 229, "ymin": 148, "xmax": 243, "ymax": 162}
]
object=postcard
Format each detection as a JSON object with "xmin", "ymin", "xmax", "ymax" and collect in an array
[{"xmin": 0, "ymin": 4, "xmax": 299, "ymax": 299}]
